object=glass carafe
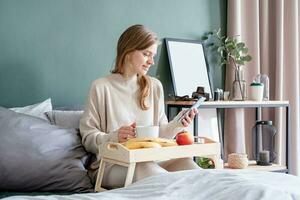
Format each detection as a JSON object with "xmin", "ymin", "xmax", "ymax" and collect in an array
[{"xmin": 252, "ymin": 120, "xmax": 277, "ymax": 165}]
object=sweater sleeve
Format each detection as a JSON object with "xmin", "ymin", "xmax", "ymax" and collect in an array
[
  {"xmin": 153, "ymin": 79, "xmax": 185, "ymax": 139},
  {"xmin": 79, "ymin": 82, "xmax": 118, "ymax": 154}
]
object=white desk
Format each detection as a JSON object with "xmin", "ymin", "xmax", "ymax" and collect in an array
[{"xmin": 166, "ymin": 100, "xmax": 290, "ymax": 173}]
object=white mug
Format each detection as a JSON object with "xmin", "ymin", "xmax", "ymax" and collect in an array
[
  {"xmin": 136, "ymin": 126, "xmax": 159, "ymax": 138},
  {"xmin": 250, "ymin": 83, "xmax": 264, "ymax": 101}
]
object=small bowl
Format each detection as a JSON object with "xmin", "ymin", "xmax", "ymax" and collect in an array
[{"xmin": 228, "ymin": 153, "xmax": 248, "ymax": 169}]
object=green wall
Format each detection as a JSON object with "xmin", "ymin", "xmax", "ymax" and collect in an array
[{"xmin": 0, "ymin": 0, "xmax": 226, "ymax": 108}]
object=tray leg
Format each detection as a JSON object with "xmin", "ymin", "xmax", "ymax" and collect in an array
[
  {"xmin": 124, "ymin": 162, "xmax": 136, "ymax": 187},
  {"xmin": 95, "ymin": 159, "xmax": 107, "ymax": 192}
]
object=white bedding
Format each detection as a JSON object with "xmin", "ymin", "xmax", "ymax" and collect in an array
[{"xmin": 4, "ymin": 169, "xmax": 300, "ymax": 200}]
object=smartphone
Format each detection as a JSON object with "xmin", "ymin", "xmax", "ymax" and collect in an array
[{"xmin": 177, "ymin": 96, "xmax": 206, "ymax": 122}]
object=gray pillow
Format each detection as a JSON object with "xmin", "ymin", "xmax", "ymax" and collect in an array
[
  {"xmin": 45, "ymin": 110, "xmax": 83, "ymax": 129},
  {"xmin": 0, "ymin": 107, "xmax": 93, "ymax": 192}
]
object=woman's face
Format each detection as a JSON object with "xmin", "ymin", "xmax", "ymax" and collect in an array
[{"xmin": 127, "ymin": 44, "xmax": 158, "ymax": 76}]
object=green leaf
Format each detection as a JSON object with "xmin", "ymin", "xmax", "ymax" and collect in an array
[
  {"xmin": 226, "ymin": 39, "xmax": 235, "ymax": 46},
  {"xmin": 237, "ymin": 42, "xmax": 245, "ymax": 48},
  {"xmin": 226, "ymin": 44, "xmax": 235, "ymax": 51},
  {"xmin": 217, "ymin": 46, "xmax": 224, "ymax": 52},
  {"xmin": 201, "ymin": 36, "xmax": 209, "ymax": 41},
  {"xmin": 216, "ymin": 28, "xmax": 221, "ymax": 36},
  {"xmin": 232, "ymin": 49, "xmax": 239, "ymax": 57},
  {"xmin": 221, "ymin": 60, "xmax": 228, "ymax": 65},
  {"xmin": 197, "ymin": 157, "xmax": 215, "ymax": 169},
  {"xmin": 220, "ymin": 50, "xmax": 224, "ymax": 57},
  {"xmin": 241, "ymin": 56, "xmax": 251, "ymax": 62},
  {"xmin": 244, "ymin": 55, "xmax": 252, "ymax": 61},
  {"xmin": 236, "ymin": 60, "xmax": 244, "ymax": 65},
  {"xmin": 225, "ymin": 37, "xmax": 229, "ymax": 43},
  {"xmin": 242, "ymin": 47, "xmax": 248, "ymax": 54}
]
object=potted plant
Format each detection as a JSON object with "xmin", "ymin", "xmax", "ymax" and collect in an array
[{"xmin": 202, "ymin": 29, "xmax": 252, "ymax": 100}]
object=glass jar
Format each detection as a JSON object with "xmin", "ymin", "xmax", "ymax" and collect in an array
[
  {"xmin": 252, "ymin": 120, "xmax": 277, "ymax": 165},
  {"xmin": 232, "ymin": 67, "xmax": 247, "ymax": 100}
]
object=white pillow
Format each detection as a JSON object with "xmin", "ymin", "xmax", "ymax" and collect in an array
[{"xmin": 10, "ymin": 98, "xmax": 52, "ymax": 121}]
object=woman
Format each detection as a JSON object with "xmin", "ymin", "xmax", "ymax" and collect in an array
[{"xmin": 80, "ymin": 24, "xmax": 199, "ymax": 188}]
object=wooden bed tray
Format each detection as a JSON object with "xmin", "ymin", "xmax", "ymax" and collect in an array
[{"xmin": 95, "ymin": 137, "xmax": 221, "ymax": 192}]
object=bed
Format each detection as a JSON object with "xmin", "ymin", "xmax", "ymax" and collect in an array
[
  {"xmin": 1, "ymin": 99, "xmax": 300, "ymax": 200},
  {"xmin": 2, "ymin": 169, "xmax": 300, "ymax": 200}
]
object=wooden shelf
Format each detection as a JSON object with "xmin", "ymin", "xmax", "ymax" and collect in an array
[{"xmin": 224, "ymin": 160, "xmax": 287, "ymax": 172}]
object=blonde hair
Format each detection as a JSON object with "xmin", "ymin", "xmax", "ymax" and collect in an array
[{"xmin": 112, "ymin": 24, "xmax": 159, "ymax": 110}]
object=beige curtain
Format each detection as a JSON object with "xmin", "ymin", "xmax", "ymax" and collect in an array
[{"xmin": 225, "ymin": 0, "xmax": 300, "ymax": 175}]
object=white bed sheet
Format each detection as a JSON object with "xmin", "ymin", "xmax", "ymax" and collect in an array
[{"xmin": 3, "ymin": 169, "xmax": 300, "ymax": 200}]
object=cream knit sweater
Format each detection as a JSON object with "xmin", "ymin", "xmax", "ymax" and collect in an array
[{"xmin": 79, "ymin": 73, "xmax": 184, "ymax": 156}]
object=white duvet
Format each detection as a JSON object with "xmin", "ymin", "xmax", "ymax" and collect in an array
[{"xmin": 4, "ymin": 169, "xmax": 300, "ymax": 200}]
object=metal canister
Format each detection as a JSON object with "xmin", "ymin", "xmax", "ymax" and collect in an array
[{"xmin": 214, "ymin": 88, "xmax": 223, "ymax": 101}]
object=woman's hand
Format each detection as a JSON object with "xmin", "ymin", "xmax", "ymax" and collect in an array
[
  {"xmin": 180, "ymin": 108, "xmax": 198, "ymax": 127},
  {"xmin": 118, "ymin": 122, "xmax": 136, "ymax": 143}
]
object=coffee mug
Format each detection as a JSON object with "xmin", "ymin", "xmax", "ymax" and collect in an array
[
  {"xmin": 223, "ymin": 91, "xmax": 230, "ymax": 101},
  {"xmin": 136, "ymin": 126, "xmax": 159, "ymax": 138},
  {"xmin": 250, "ymin": 83, "xmax": 264, "ymax": 101}
]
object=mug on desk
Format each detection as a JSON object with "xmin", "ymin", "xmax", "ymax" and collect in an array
[{"xmin": 136, "ymin": 126, "xmax": 159, "ymax": 138}]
